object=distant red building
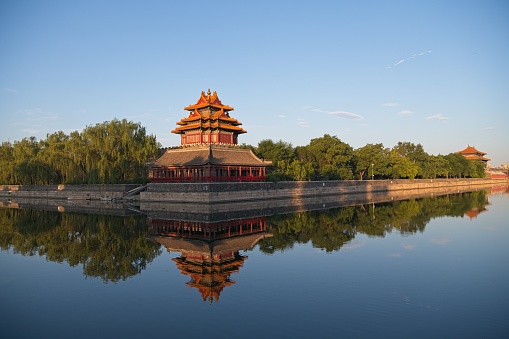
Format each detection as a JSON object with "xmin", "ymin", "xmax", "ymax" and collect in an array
[
  {"xmin": 457, "ymin": 145, "xmax": 490, "ymax": 164},
  {"xmin": 148, "ymin": 90, "xmax": 271, "ymax": 182}
]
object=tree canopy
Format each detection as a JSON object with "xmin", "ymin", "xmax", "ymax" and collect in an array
[
  {"xmin": 0, "ymin": 122, "xmax": 487, "ymax": 184},
  {"xmin": 0, "ymin": 119, "xmax": 160, "ymax": 184},
  {"xmin": 253, "ymin": 135, "xmax": 486, "ymax": 181}
]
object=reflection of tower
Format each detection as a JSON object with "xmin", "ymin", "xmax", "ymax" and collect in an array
[
  {"xmin": 150, "ymin": 216, "xmax": 271, "ymax": 302},
  {"xmin": 173, "ymin": 247, "xmax": 246, "ymax": 303}
]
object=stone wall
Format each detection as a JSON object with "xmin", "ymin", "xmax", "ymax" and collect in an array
[
  {"xmin": 0, "ymin": 179, "xmax": 505, "ymax": 203},
  {"xmin": 140, "ymin": 178, "xmax": 504, "ymax": 203},
  {"xmin": 0, "ymin": 184, "xmax": 140, "ymax": 200}
]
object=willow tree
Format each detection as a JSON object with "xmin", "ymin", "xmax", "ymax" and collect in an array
[{"xmin": 80, "ymin": 119, "xmax": 160, "ymax": 183}]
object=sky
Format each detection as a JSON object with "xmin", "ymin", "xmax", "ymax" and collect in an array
[{"xmin": 1, "ymin": 0, "xmax": 508, "ymax": 166}]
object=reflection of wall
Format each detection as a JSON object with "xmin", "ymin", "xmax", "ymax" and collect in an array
[
  {"xmin": 151, "ymin": 218, "xmax": 272, "ymax": 303},
  {"xmin": 149, "ymin": 217, "xmax": 268, "ymax": 240}
]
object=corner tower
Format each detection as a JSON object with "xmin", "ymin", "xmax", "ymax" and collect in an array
[{"xmin": 172, "ymin": 89, "xmax": 246, "ymax": 145}]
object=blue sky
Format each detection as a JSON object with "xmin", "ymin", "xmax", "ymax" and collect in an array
[{"xmin": 1, "ymin": 0, "xmax": 508, "ymax": 166}]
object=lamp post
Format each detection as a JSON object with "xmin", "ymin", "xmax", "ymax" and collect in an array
[{"xmin": 371, "ymin": 163, "xmax": 374, "ymax": 180}]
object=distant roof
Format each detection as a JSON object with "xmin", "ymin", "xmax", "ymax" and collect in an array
[
  {"xmin": 458, "ymin": 145, "xmax": 486, "ymax": 156},
  {"xmin": 154, "ymin": 145, "xmax": 272, "ymax": 167},
  {"xmin": 457, "ymin": 145, "xmax": 490, "ymax": 162}
]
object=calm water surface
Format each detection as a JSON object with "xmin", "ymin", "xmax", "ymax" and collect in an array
[{"xmin": 1, "ymin": 188, "xmax": 508, "ymax": 338}]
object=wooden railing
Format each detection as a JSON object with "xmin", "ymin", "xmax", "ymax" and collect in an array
[{"xmin": 150, "ymin": 175, "xmax": 266, "ymax": 183}]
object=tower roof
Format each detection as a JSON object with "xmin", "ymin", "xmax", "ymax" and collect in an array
[{"xmin": 184, "ymin": 89, "xmax": 234, "ymax": 111}]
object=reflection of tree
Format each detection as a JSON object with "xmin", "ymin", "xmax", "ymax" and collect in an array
[
  {"xmin": 260, "ymin": 191, "xmax": 489, "ymax": 254},
  {"xmin": 0, "ymin": 209, "xmax": 161, "ymax": 282}
]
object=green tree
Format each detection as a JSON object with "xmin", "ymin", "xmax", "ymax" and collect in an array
[
  {"xmin": 0, "ymin": 142, "xmax": 15, "ymax": 184},
  {"xmin": 389, "ymin": 149, "xmax": 419, "ymax": 179},
  {"xmin": 353, "ymin": 143, "xmax": 389, "ymax": 180},
  {"xmin": 304, "ymin": 134, "xmax": 354, "ymax": 180},
  {"xmin": 392, "ymin": 142, "xmax": 429, "ymax": 178},
  {"xmin": 255, "ymin": 139, "xmax": 295, "ymax": 181},
  {"xmin": 445, "ymin": 153, "xmax": 469, "ymax": 178}
]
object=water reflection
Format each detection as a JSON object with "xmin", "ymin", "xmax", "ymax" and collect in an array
[
  {"xmin": 261, "ymin": 189, "xmax": 495, "ymax": 253},
  {"xmin": 0, "ymin": 186, "xmax": 506, "ymax": 288},
  {"xmin": 150, "ymin": 217, "xmax": 271, "ymax": 302},
  {"xmin": 0, "ymin": 209, "xmax": 161, "ymax": 282}
]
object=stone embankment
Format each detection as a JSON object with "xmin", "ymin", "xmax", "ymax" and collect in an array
[
  {"xmin": 0, "ymin": 184, "xmax": 140, "ymax": 201},
  {"xmin": 140, "ymin": 178, "xmax": 505, "ymax": 203},
  {"xmin": 0, "ymin": 178, "xmax": 506, "ymax": 204}
]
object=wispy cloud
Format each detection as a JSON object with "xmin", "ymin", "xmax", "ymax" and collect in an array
[
  {"xmin": 426, "ymin": 114, "xmax": 449, "ymax": 122},
  {"xmin": 481, "ymin": 126, "xmax": 494, "ymax": 131},
  {"xmin": 1, "ymin": 88, "xmax": 18, "ymax": 94},
  {"xmin": 311, "ymin": 108, "xmax": 364, "ymax": 120},
  {"xmin": 21, "ymin": 108, "xmax": 58, "ymax": 121},
  {"xmin": 402, "ymin": 243, "xmax": 415, "ymax": 250},
  {"xmin": 22, "ymin": 128, "xmax": 42, "ymax": 135},
  {"xmin": 297, "ymin": 118, "xmax": 309, "ymax": 128},
  {"xmin": 343, "ymin": 240, "xmax": 366, "ymax": 250},
  {"xmin": 9, "ymin": 108, "xmax": 60, "ymax": 138},
  {"xmin": 278, "ymin": 114, "xmax": 286, "ymax": 118},
  {"xmin": 382, "ymin": 103, "xmax": 400, "ymax": 107},
  {"xmin": 398, "ymin": 110, "xmax": 414, "ymax": 117},
  {"xmin": 431, "ymin": 237, "xmax": 451, "ymax": 245},
  {"xmin": 386, "ymin": 50, "xmax": 432, "ymax": 69}
]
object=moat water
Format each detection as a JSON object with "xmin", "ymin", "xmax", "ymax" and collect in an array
[{"xmin": 1, "ymin": 187, "xmax": 508, "ymax": 338}]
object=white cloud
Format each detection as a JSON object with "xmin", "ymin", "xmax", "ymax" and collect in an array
[
  {"xmin": 329, "ymin": 111, "xmax": 364, "ymax": 119},
  {"xmin": 382, "ymin": 103, "xmax": 400, "ymax": 107},
  {"xmin": 426, "ymin": 114, "xmax": 449, "ymax": 121},
  {"xmin": 278, "ymin": 114, "xmax": 286, "ymax": 118},
  {"xmin": 481, "ymin": 126, "xmax": 494, "ymax": 131},
  {"xmin": 386, "ymin": 50, "xmax": 432, "ymax": 68},
  {"xmin": 398, "ymin": 110, "xmax": 414, "ymax": 117},
  {"xmin": 311, "ymin": 108, "xmax": 364, "ymax": 120}
]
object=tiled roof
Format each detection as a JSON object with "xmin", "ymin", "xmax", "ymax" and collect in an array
[
  {"xmin": 184, "ymin": 90, "xmax": 234, "ymax": 111},
  {"xmin": 154, "ymin": 145, "xmax": 272, "ymax": 167},
  {"xmin": 458, "ymin": 145, "xmax": 486, "ymax": 155}
]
